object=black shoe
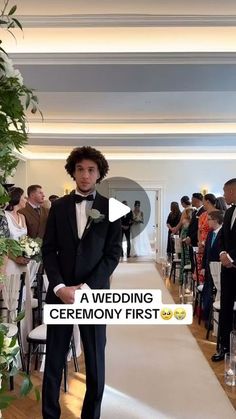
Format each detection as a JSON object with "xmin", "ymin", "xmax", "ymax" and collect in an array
[{"xmin": 211, "ymin": 348, "xmax": 228, "ymax": 362}]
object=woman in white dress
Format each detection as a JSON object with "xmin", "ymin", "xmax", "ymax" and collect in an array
[
  {"xmin": 130, "ymin": 200, "xmax": 152, "ymax": 257},
  {"xmin": 4, "ymin": 187, "xmax": 29, "ymax": 275}
]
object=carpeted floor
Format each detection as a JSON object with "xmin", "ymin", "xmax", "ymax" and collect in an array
[{"xmin": 102, "ymin": 262, "xmax": 236, "ymax": 419}]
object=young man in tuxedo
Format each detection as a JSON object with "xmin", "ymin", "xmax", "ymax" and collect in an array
[
  {"xmin": 212, "ymin": 178, "xmax": 236, "ymax": 362},
  {"xmin": 42, "ymin": 146, "xmax": 122, "ymax": 418},
  {"xmin": 185, "ymin": 192, "xmax": 205, "ymax": 247},
  {"xmin": 19, "ymin": 184, "xmax": 49, "ymax": 239},
  {"xmin": 201, "ymin": 210, "xmax": 223, "ymax": 328},
  {"xmin": 121, "ymin": 200, "xmax": 133, "ymax": 258}
]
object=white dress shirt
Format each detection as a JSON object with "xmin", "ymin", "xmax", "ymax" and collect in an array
[
  {"xmin": 230, "ymin": 206, "xmax": 236, "ymax": 229},
  {"xmin": 54, "ymin": 190, "xmax": 96, "ymax": 295}
]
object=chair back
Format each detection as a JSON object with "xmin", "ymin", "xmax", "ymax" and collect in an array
[
  {"xmin": 210, "ymin": 261, "xmax": 221, "ymax": 299},
  {"xmin": 1, "ymin": 272, "xmax": 25, "ymax": 322},
  {"xmin": 173, "ymin": 235, "xmax": 181, "ymax": 254}
]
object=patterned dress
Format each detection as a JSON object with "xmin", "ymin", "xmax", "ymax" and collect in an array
[
  {"xmin": 179, "ymin": 225, "xmax": 191, "ymax": 285},
  {"xmin": 0, "ymin": 212, "xmax": 10, "ymax": 238},
  {"xmin": 197, "ymin": 211, "xmax": 212, "ymax": 283}
]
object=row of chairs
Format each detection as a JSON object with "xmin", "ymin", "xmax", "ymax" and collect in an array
[
  {"xmin": 0, "ymin": 265, "xmax": 80, "ymax": 392},
  {"xmin": 169, "ymin": 239, "xmax": 236, "ymax": 350}
]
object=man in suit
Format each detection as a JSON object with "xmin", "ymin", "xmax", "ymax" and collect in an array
[
  {"xmin": 121, "ymin": 200, "xmax": 133, "ymax": 258},
  {"xmin": 212, "ymin": 178, "xmax": 236, "ymax": 362},
  {"xmin": 19, "ymin": 184, "xmax": 49, "ymax": 238},
  {"xmin": 42, "ymin": 146, "xmax": 122, "ymax": 419},
  {"xmin": 185, "ymin": 193, "xmax": 205, "ymax": 271},
  {"xmin": 201, "ymin": 210, "xmax": 223, "ymax": 327},
  {"xmin": 185, "ymin": 193, "xmax": 205, "ymax": 247}
]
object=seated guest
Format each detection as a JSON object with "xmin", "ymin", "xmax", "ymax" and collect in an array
[{"xmin": 201, "ymin": 210, "xmax": 224, "ymax": 328}]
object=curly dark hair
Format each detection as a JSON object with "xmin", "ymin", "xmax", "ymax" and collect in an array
[{"xmin": 65, "ymin": 146, "xmax": 109, "ymax": 183}]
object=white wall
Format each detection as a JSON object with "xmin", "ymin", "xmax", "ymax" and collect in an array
[{"xmin": 13, "ymin": 158, "xmax": 236, "ymax": 257}]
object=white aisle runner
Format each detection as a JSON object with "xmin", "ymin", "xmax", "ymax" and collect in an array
[{"xmin": 102, "ymin": 262, "xmax": 235, "ymax": 419}]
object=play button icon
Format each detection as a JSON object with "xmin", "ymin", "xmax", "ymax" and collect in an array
[{"xmin": 109, "ymin": 198, "xmax": 131, "ymax": 222}]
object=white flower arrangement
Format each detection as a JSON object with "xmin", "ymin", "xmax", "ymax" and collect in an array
[
  {"xmin": 0, "ymin": 51, "xmax": 23, "ymax": 85},
  {"xmin": 18, "ymin": 236, "xmax": 42, "ymax": 262},
  {"xmin": 86, "ymin": 209, "xmax": 105, "ymax": 230}
]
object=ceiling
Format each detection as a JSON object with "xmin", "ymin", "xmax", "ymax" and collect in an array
[{"xmin": 3, "ymin": 0, "xmax": 236, "ymax": 160}]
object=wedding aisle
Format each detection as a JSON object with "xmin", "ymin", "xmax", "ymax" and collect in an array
[{"xmin": 102, "ymin": 262, "xmax": 235, "ymax": 419}]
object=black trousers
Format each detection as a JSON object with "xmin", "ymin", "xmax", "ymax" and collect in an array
[
  {"xmin": 121, "ymin": 228, "xmax": 131, "ymax": 257},
  {"xmin": 42, "ymin": 324, "xmax": 106, "ymax": 419},
  {"xmin": 219, "ymin": 267, "xmax": 236, "ymax": 349}
]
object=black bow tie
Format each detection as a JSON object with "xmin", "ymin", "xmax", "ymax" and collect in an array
[{"xmin": 74, "ymin": 194, "xmax": 94, "ymax": 204}]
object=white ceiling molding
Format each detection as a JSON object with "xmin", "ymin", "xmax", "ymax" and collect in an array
[
  {"xmin": 27, "ymin": 133, "xmax": 236, "ymax": 148},
  {"xmin": 27, "ymin": 117, "xmax": 236, "ymax": 124},
  {"xmin": 19, "ymin": 148, "xmax": 236, "ymax": 161},
  {"xmin": 11, "ymin": 52, "xmax": 236, "ymax": 65},
  {"xmin": 16, "ymin": 14, "xmax": 236, "ymax": 28}
]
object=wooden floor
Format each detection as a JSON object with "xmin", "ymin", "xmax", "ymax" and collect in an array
[{"xmin": 3, "ymin": 259, "xmax": 236, "ymax": 418}]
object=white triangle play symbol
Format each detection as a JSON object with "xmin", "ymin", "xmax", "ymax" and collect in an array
[{"xmin": 109, "ymin": 198, "xmax": 131, "ymax": 222}]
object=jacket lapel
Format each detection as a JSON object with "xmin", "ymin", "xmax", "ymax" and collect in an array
[
  {"xmin": 26, "ymin": 202, "xmax": 39, "ymax": 221},
  {"xmin": 81, "ymin": 192, "xmax": 105, "ymax": 241},
  {"xmin": 67, "ymin": 192, "xmax": 79, "ymax": 242}
]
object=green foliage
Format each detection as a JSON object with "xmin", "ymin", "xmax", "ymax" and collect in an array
[
  {"xmin": 0, "ymin": 3, "xmax": 42, "ymax": 410},
  {"xmin": 0, "ymin": 0, "xmax": 41, "ymax": 183}
]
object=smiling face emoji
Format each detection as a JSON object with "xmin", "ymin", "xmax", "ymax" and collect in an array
[
  {"xmin": 160, "ymin": 307, "xmax": 173, "ymax": 320},
  {"xmin": 174, "ymin": 307, "xmax": 186, "ymax": 320}
]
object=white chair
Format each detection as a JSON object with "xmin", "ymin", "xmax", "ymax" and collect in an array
[
  {"xmin": 206, "ymin": 262, "xmax": 236, "ymax": 348},
  {"xmin": 170, "ymin": 235, "xmax": 181, "ymax": 283},
  {"xmin": 26, "ymin": 273, "xmax": 80, "ymax": 392},
  {"xmin": 0, "ymin": 272, "xmax": 26, "ymax": 389}
]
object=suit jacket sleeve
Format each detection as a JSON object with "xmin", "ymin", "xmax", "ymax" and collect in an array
[
  {"xmin": 220, "ymin": 209, "xmax": 236, "ymax": 261},
  {"xmin": 84, "ymin": 218, "xmax": 122, "ymax": 289},
  {"xmin": 42, "ymin": 204, "xmax": 65, "ymax": 288},
  {"xmin": 187, "ymin": 215, "xmax": 198, "ymax": 245},
  {"xmin": 202, "ymin": 233, "xmax": 210, "ymax": 269}
]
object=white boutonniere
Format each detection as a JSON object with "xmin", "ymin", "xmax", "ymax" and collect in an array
[{"xmin": 86, "ymin": 209, "xmax": 105, "ymax": 229}]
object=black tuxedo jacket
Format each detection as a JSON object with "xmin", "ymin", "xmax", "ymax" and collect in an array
[
  {"xmin": 220, "ymin": 205, "xmax": 236, "ymax": 264},
  {"xmin": 202, "ymin": 229, "xmax": 222, "ymax": 269},
  {"xmin": 187, "ymin": 206, "xmax": 205, "ymax": 246},
  {"xmin": 121, "ymin": 211, "xmax": 133, "ymax": 228},
  {"xmin": 42, "ymin": 191, "xmax": 122, "ymax": 303}
]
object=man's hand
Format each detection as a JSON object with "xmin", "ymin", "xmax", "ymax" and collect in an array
[
  {"xmin": 220, "ymin": 252, "xmax": 233, "ymax": 267},
  {"xmin": 56, "ymin": 285, "xmax": 82, "ymax": 304}
]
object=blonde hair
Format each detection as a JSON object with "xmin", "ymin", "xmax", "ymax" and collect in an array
[{"xmin": 184, "ymin": 207, "xmax": 193, "ymax": 222}]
